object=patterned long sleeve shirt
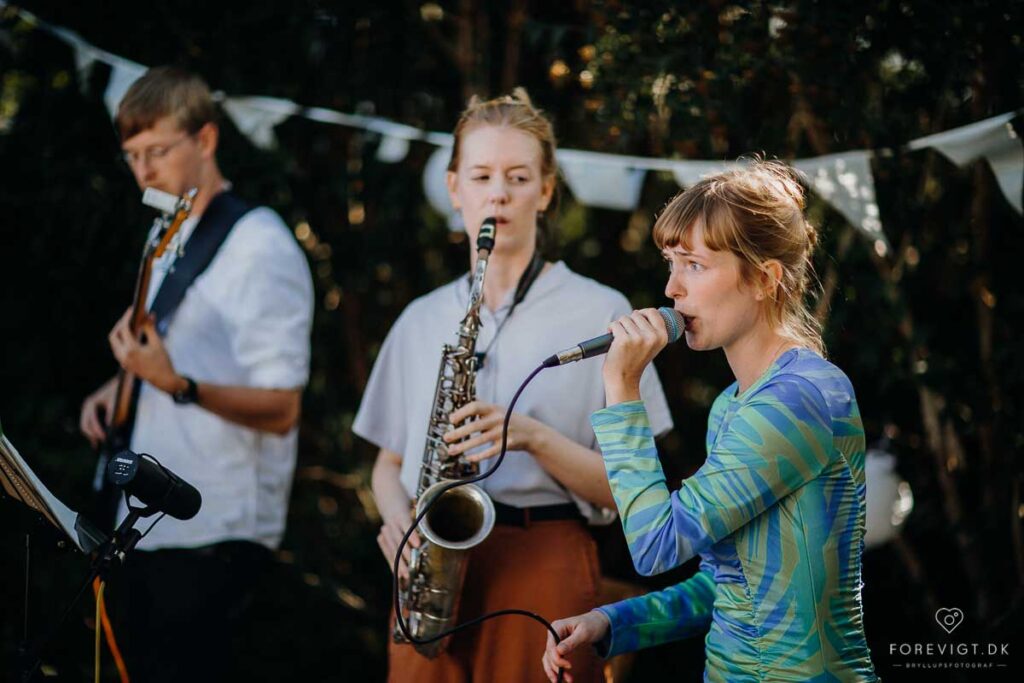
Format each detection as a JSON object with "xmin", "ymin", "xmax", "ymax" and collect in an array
[{"xmin": 591, "ymin": 349, "xmax": 877, "ymax": 682}]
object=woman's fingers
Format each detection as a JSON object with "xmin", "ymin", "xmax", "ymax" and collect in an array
[
  {"xmin": 378, "ymin": 519, "xmax": 422, "ymax": 580},
  {"xmin": 542, "ymin": 627, "xmax": 574, "ymax": 682},
  {"xmin": 634, "ymin": 308, "xmax": 669, "ymax": 344},
  {"xmin": 448, "ymin": 400, "xmax": 498, "ymax": 426},
  {"xmin": 616, "ymin": 309, "xmax": 665, "ymax": 346},
  {"xmin": 465, "ymin": 443, "xmax": 501, "ymax": 463},
  {"xmin": 446, "ymin": 424, "xmax": 500, "ymax": 454},
  {"xmin": 542, "ymin": 632, "xmax": 558, "ymax": 681},
  {"xmin": 445, "ymin": 407, "xmax": 500, "ymax": 442},
  {"xmin": 444, "ymin": 417, "xmax": 499, "ymax": 448}
]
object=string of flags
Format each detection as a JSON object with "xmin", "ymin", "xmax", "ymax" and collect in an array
[{"xmin": 5, "ymin": 2, "xmax": 1021, "ymax": 257}]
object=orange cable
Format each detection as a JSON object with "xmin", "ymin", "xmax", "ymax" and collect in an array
[{"xmin": 92, "ymin": 577, "xmax": 130, "ymax": 683}]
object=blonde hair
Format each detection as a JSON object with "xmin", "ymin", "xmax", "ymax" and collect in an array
[
  {"xmin": 653, "ymin": 160, "xmax": 825, "ymax": 356},
  {"xmin": 448, "ymin": 89, "xmax": 559, "ymax": 254},
  {"xmin": 448, "ymin": 87, "xmax": 557, "ymax": 178}
]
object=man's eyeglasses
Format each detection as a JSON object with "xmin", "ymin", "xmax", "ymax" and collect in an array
[{"xmin": 121, "ymin": 135, "xmax": 192, "ymax": 167}]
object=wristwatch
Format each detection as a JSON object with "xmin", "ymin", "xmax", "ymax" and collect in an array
[{"xmin": 171, "ymin": 376, "xmax": 199, "ymax": 405}]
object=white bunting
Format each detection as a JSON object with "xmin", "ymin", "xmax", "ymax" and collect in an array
[
  {"xmin": 222, "ymin": 96, "xmax": 298, "ymax": 150},
  {"xmin": 864, "ymin": 449, "xmax": 914, "ymax": 549},
  {"xmin": 985, "ymin": 135, "xmax": 1024, "ymax": 214},
  {"xmin": 103, "ymin": 59, "xmax": 147, "ymax": 119},
  {"xmin": 423, "ymin": 146, "xmax": 462, "ymax": 229},
  {"xmin": 363, "ymin": 119, "xmax": 419, "ymax": 162},
  {"xmin": 909, "ymin": 112, "xmax": 1022, "ymax": 214},
  {"xmin": 12, "ymin": 2, "xmax": 1023, "ymax": 246},
  {"xmin": 794, "ymin": 151, "xmax": 889, "ymax": 254},
  {"xmin": 558, "ymin": 149, "xmax": 646, "ymax": 211},
  {"xmin": 376, "ymin": 136, "xmax": 410, "ymax": 163},
  {"xmin": 670, "ymin": 159, "xmax": 740, "ymax": 188}
]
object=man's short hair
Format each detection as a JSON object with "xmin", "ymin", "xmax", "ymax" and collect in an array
[{"xmin": 115, "ymin": 66, "xmax": 218, "ymax": 140}]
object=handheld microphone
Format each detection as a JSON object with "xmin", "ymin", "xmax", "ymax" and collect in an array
[
  {"xmin": 106, "ymin": 450, "xmax": 202, "ymax": 520},
  {"xmin": 542, "ymin": 306, "xmax": 685, "ymax": 368}
]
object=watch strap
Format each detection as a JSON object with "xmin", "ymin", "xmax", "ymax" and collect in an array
[{"xmin": 172, "ymin": 376, "xmax": 199, "ymax": 405}]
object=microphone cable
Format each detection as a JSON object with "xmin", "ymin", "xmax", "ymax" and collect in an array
[{"xmin": 392, "ymin": 363, "xmax": 571, "ymax": 683}]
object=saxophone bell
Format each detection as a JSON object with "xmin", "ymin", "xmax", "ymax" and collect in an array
[{"xmin": 417, "ymin": 480, "xmax": 496, "ymax": 551}]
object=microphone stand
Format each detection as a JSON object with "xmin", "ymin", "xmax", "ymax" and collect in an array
[{"xmin": 19, "ymin": 499, "xmax": 157, "ymax": 682}]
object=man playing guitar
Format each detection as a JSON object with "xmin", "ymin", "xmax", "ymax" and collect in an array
[{"xmin": 78, "ymin": 66, "xmax": 313, "ymax": 683}]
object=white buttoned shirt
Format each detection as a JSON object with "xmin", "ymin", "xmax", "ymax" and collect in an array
[{"xmin": 121, "ymin": 202, "xmax": 313, "ymax": 550}]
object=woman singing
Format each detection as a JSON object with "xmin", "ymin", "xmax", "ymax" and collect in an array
[{"xmin": 542, "ymin": 161, "xmax": 878, "ymax": 682}]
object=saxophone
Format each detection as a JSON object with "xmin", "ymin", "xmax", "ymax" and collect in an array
[{"xmin": 394, "ymin": 218, "xmax": 498, "ymax": 658}]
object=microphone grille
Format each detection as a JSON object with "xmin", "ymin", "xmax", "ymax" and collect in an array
[{"xmin": 658, "ymin": 307, "xmax": 685, "ymax": 344}]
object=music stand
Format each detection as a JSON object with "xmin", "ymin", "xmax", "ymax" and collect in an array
[
  {"xmin": 1, "ymin": 420, "xmax": 151, "ymax": 681},
  {"xmin": 0, "ymin": 423, "xmax": 108, "ymax": 554}
]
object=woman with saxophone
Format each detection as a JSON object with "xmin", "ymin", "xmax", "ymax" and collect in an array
[{"xmin": 353, "ymin": 90, "xmax": 672, "ymax": 682}]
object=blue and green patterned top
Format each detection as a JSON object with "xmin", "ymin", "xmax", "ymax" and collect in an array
[{"xmin": 591, "ymin": 348, "xmax": 877, "ymax": 682}]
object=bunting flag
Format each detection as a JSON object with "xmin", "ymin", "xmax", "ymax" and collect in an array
[
  {"xmin": 670, "ymin": 159, "xmax": 738, "ymax": 188},
  {"xmin": 793, "ymin": 151, "xmax": 889, "ymax": 254},
  {"xmin": 422, "ymin": 146, "xmax": 461, "ymax": 229},
  {"xmin": 5, "ymin": 1, "xmax": 1022, "ymax": 249},
  {"xmin": 864, "ymin": 449, "xmax": 914, "ymax": 549},
  {"xmin": 376, "ymin": 135, "xmax": 410, "ymax": 163},
  {"xmin": 102, "ymin": 59, "xmax": 147, "ymax": 119},
  {"xmin": 221, "ymin": 96, "xmax": 298, "ymax": 150},
  {"xmin": 558, "ymin": 148, "xmax": 647, "ymax": 211},
  {"xmin": 909, "ymin": 112, "xmax": 1023, "ymax": 214}
]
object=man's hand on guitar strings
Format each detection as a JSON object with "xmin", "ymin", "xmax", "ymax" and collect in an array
[{"xmin": 108, "ymin": 308, "xmax": 182, "ymax": 395}]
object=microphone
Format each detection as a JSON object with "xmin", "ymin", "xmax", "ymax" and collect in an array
[
  {"xmin": 542, "ymin": 306, "xmax": 685, "ymax": 368},
  {"xmin": 106, "ymin": 450, "xmax": 202, "ymax": 520}
]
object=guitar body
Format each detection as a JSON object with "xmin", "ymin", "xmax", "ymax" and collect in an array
[{"xmin": 91, "ymin": 187, "xmax": 197, "ymax": 531}]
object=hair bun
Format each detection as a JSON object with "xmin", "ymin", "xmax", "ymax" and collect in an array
[
  {"xmin": 509, "ymin": 87, "xmax": 534, "ymax": 108},
  {"xmin": 805, "ymin": 220, "xmax": 819, "ymax": 250}
]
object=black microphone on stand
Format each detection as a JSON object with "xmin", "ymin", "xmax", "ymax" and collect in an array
[
  {"xmin": 106, "ymin": 450, "xmax": 202, "ymax": 520},
  {"xmin": 542, "ymin": 306, "xmax": 686, "ymax": 368}
]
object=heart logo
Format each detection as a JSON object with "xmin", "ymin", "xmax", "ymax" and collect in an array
[{"xmin": 935, "ymin": 607, "xmax": 964, "ymax": 634}]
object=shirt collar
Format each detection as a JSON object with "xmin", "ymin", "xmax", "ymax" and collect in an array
[{"xmin": 455, "ymin": 260, "xmax": 568, "ymax": 312}]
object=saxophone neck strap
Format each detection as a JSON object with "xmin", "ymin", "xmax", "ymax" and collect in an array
[{"xmin": 473, "ymin": 251, "xmax": 546, "ymax": 369}]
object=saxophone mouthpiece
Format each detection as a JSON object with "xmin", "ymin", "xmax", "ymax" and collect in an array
[{"xmin": 477, "ymin": 218, "xmax": 497, "ymax": 251}]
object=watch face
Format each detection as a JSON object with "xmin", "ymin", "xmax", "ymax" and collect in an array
[{"xmin": 174, "ymin": 378, "xmax": 196, "ymax": 404}]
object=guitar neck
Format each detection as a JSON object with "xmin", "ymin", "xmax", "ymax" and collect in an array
[
  {"xmin": 108, "ymin": 189, "xmax": 197, "ymax": 432},
  {"xmin": 109, "ymin": 230, "xmax": 160, "ymax": 430}
]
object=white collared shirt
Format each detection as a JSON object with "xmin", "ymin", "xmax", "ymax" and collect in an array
[{"xmin": 121, "ymin": 203, "xmax": 313, "ymax": 550}]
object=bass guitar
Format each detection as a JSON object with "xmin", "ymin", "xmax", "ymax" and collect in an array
[{"xmin": 92, "ymin": 186, "xmax": 197, "ymax": 530}]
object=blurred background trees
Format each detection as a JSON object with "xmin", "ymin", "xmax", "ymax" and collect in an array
[{"xmin": 1, "ymin": 1, "xmax": 1021, "ymax": 680}]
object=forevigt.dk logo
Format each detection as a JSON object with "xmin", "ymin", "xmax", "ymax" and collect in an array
[
  {"xmin": 935, "ymin": 607, "xmax": 964, "ymax": 634},
  {"xmin": 887, "ymin": 607, "xmax": 1011, "ymax": 673}
]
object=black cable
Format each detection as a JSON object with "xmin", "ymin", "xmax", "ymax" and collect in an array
[
  {"xmin": 392, "ymin": 363, "xmax": 567, "ymax": 683},
  {"xmin": 139, "ymin": 512, "xmax": 166, "ymax": 541},
  {"xmin": 473, "ymin": 251, "xmax": 544, "ymax": 369}
]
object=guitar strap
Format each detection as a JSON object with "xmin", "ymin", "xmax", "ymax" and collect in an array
[
  {"xmin": 91, "ymin": 190, "xmax": 252, "ymax": 530},
  {"xmin": 150, "ymin": 191, "xmax": 252, "ymax": 327}
]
